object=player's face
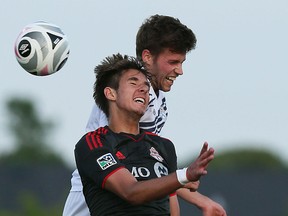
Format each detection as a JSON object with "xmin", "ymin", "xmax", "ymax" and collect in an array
[
  {"xmin": 146, "ymin": 48, "xmax": 186, "ymax": 92},
  {"xmin": 116, "ymin": 69, "xmax": 150, "ymax": 117}
]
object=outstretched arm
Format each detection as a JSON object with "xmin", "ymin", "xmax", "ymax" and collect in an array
[
  {"xmin": 104, "ymin": 143, "xmax": 214, "ymax": 205},
  {"xmin": 105, "ymin": 168, "xmax": 182, "ymax": 205}
]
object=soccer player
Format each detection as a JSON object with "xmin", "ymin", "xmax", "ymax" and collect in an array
[
  {"xmin": 74, "ymin": 53, "xmax": 215, "ymax": 216},
  {"xmin": 63, "ymin": 15, "xmax": 226, "ymax": 216}
]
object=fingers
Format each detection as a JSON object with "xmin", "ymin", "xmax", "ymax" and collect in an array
[
  {"xmin": 186, "ymin": 144, "xmax": 215, "ymax": 181},
  {"xmin": 198, "ymin": 145, "xmax": 214, "ymax": 163},
  {"xmin": 183, "ymin": 181, "xmax": 200, "ymax": 192},
  {"xmin": 199, "ymin": 148, "xmax": 214, "ymax": 171},
  {"xmin": 199, "ymin": 142, "xmax": 208, "ymax": 156}
]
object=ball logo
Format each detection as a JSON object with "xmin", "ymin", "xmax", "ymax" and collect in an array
[
  {"xmin": 47, "ymin": 32, "xmax": 63, "ymax": 49},
  {"xmin": 14, "ymin": 21, "xmax": 70, "ymax": 76},
  {"xmin": 18, "ymin": 40, "xmax": 31, "ymax": 57}
]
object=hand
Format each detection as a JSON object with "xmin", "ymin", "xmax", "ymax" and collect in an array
[
  {"xmin": 176, "ymin": 190, "xmax": 227, "ymax": 216},
  {"xmin": 186, "ymin": 142, "xmax": 214, "ymax": 181},
  {"xmin": 183, "ymin": 181, "xmax": 200, "ymax": 192},
  {"xmin": 201, "ymin": 198, "xmax": 227, "ymax": 216}
]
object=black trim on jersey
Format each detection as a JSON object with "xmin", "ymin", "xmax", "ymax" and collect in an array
[
  {"xmin": 139, "ymin": 96, "xmax": 168, "ymax": 134},
  {"xmin": 148, "ymin": 96, "xmax": 155, "ymax": 106}
]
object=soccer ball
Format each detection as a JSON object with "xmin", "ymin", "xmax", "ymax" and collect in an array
[{"xmin": 14, "ymin": 21, "xmax": 70, "ymax": 76}]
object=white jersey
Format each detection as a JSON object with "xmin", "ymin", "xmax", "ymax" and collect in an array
[
  {"xmin": 70, "ymin": 88, "xmax": 168, "ymax": 192},
  {"xmin": 85, "ymin": 88, "xmax": 168, "ymax": 134},
  {"xmin": 139, "ymin": 87, "xmax": 168, "ymax": 134}
]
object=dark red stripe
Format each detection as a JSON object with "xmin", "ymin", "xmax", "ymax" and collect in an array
[
  {"xmin": 144, "ymin": 131, "xmax": 157, "ymax": 136},
  {"xmin": 91, "ymin": 131, "xmax": 98, "ymax": 148},
  {"xmin": 86, "ymin": 127, "xmax": 107, "ymax": 150},
  {"xmin": 97, "ymin": 128, "xmax": 104, "ymax": 147},
  {"xmin": 85, "ymin": 132, "xmax": 93, "ymax": 150}
]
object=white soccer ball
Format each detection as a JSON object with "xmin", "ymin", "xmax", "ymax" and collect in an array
[{"xmin": 14, "ymin": 21, "xmax": 70, "ymax": 76}]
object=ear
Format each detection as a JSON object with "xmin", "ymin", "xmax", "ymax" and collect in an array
[
  {"xmin": 104, "ymin": 87, "xmax": 117, "ymax": 101},
  {"xmin": 142, "ymin": 49, "xmax": 153, "ymax": 66}
]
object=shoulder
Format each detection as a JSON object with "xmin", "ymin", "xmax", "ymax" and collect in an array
[
  {"xmin": 144, "ymin": 131, "xmax": 177, "ymax": 162},
  {"xmin": 144, "ymin": 131, "xmax": 173, "ymax": 145},
  {"xmin": 75, "ymin": 127, "xmax": 110, "ymax": 155},
  {"xmin": 148, "ymin": 88, "xmax": 166, "ymax": 102},
  {"xmin": 85, "ymin": 126, "xmax": 109, "ymax": 138},
  {"xmin": 157, "ymin": 90, "xmax": 166, "ymax": 100},
  {"xmin": 147, "ymin": 89, "xmax": 167, "ymax": 114}
]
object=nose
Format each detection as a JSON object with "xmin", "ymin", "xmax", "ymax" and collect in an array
[
  {"xmin": 139, "ymin": 83, "xmax": 149, "ymax": 93},
  {"xmin": 174, "ymin": 66, "xmax": 183, "ymax": 75}
]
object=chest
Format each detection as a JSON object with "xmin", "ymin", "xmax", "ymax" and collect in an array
[{"xmin": 115, "ymin": 141, "xmax": 170, "ymax": 180}]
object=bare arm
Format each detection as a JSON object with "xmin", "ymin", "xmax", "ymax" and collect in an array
[
  {"xmin": 105, "ymin": 168, "xmax": 182, "ymax": 205},
  {"xmin": 170, "ymin": 194, "xmax": 180, "ymax": 216},
  {"xmin": 104, "ymin": 143, "xmax": 214, "ymax": 205},
  {"xmin": 177, "ymin": 184, "xmax": 227, "ymax": 216}
]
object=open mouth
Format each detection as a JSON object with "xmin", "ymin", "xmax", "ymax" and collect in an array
[
  {"xmin": 134, "ymin": 97, "xmax": 145, "ymax": 104},
  {"xmin": 166, "ymin": 76, "xmax": 176, "ymax": 82}
]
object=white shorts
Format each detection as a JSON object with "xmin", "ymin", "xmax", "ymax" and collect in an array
[{"xmin": 62, "ymin": 170, "xmax": 89, "ymax": 216}]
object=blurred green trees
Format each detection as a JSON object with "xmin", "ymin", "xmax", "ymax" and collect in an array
[
  {"xmin": 180, "ymin": 144, "xmax": 288, "ymax": 170},
  {"xmin": 210, "ymin": 147, "xmax": 288, "ymax": 170},
  {"xmin": 1, "ymin": 98, "xmax": 288, "ymax": 215},
  {"xmin": 0, "ymin": 97, "xmax": 64, "ymax": 165},
  {"xmin": 0, "ymin": 97, "xmax": 70, "ymax": 215}
]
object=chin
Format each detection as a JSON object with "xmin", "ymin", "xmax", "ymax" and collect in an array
[
  {"xmin": 137, "ymin": 110, "xmax": 146, "ymax": 117},
  {"xmin": 161, "ymin": 86, "xmax": 172, "ymax": 92}
]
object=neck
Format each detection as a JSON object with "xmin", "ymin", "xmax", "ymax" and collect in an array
[
  {"xmin": 149, "ymin": 76, "xmax": 159, "ymax": 97},
  {"xmin": 108, "ymin": 110, "xmax": 141, "ymax": 135}
]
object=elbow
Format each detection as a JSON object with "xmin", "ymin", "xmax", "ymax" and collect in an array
[
  {"xmin": 121, "ymin": 193, "xmax": 147, "ymax": 205},
  {"xmin": 127, "ymin": 199, "xmax": 144, "ymax": 205}
]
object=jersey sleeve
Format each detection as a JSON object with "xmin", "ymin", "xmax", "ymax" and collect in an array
[
  {"xmin": 85, "ymin": 103, "xmax": 108, "ymax": 132},
  {"xmin": 75, "ymin": 129, "xmax": 124, "ymax": 188}
]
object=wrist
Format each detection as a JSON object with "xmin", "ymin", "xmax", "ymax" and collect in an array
[
  {"xmin": 190, "ymin": 191, "xmax": 211, "ymax": 209},
  {"xmin": 176, "ymin": 167, "xmax": 189, "ymax": 185}
]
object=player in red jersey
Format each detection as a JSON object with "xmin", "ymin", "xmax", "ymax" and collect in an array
[{"xmin": 74, "ymin": 54, "xmax": 215, "ymax": 216}]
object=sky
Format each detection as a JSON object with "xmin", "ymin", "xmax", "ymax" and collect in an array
[{"xmin": 1, "ymin": 0, "xmax": 288, "ymax": 168}]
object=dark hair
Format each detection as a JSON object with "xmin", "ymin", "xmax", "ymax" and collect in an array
[
  {"xmin": 136, "ymin": 14, "xmax": 197, "ymax": 61},
  {"xmin": 93, "ymin": 53, "xmax": 148, "ymax": 117}
]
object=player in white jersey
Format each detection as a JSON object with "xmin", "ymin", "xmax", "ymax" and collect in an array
[{"xmin": 63, "ymin": 14, "xmax": 226, "ymax": 216}]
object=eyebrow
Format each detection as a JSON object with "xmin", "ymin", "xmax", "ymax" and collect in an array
[{"xmin": 128, "ymin": 76, "xmax": 150, "ymax": 88}]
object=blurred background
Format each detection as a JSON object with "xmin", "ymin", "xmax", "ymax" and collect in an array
[{"xmin": 1, "ymin": 0, "xmax": 288, "ymax": 215}]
